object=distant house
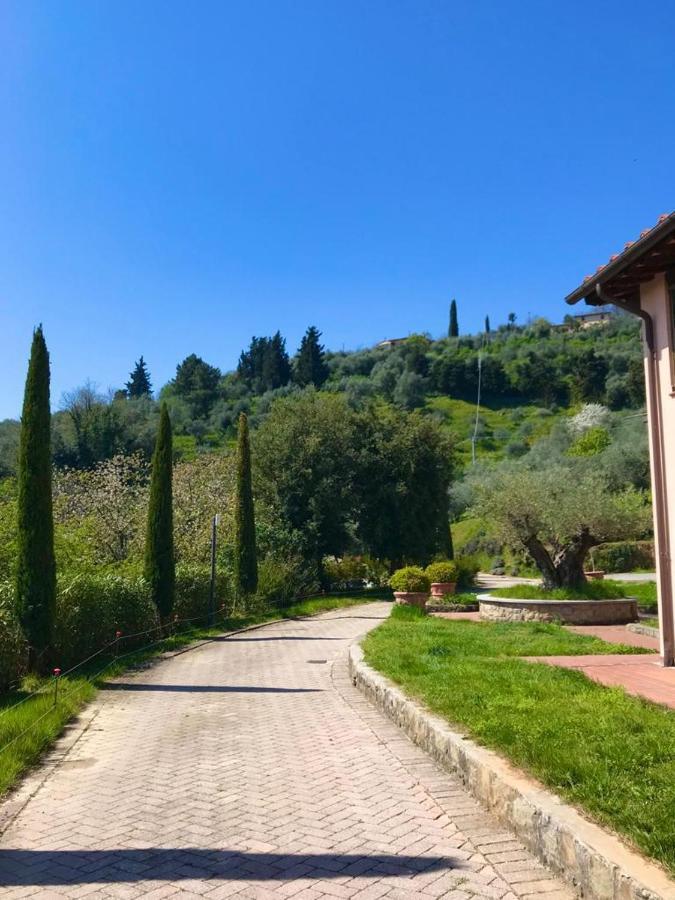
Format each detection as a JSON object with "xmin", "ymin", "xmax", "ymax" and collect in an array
[
  {"xmin": 573, "ymin": 311, "xmax": 612, "ymax": 329},
  {"xmin": 376, "ymin": 337, "xmax": 409, "ymax": 349}
]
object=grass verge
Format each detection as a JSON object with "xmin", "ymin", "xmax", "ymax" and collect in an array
[
  {"xmin": 0, "ymin": 592, "xmax": 381, "ymax": 799},
  {"xmin": 363, "ymin": 606, "xmax": 674, "ymax": 875}
]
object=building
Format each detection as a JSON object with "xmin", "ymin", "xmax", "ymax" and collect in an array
[
  {"xmin": 566, "ymin": 211, "xmax": 675, "ymax": 666},
  {"xmin": 572, "ymin": 310, "xmax": 612, "ymax": 328},
  {"xmin": 376, "ymin": 337, "xmax": 409, "ymax": 350}
]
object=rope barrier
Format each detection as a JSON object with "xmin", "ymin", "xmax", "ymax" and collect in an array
[{"xmin": 0, "ymin": 587, "xmax": 380, "ymax": 757}]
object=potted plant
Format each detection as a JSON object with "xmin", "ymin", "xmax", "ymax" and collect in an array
[
  {"xmin": 425, "ymin": 561, "xmax": 458, "ymax": 597},
  {"xmin": 389, "ymin": 566, "xmax": 431, "ymax": 611}
]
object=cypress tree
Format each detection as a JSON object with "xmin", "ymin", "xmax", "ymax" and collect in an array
[
  {"xmin": 294, "ymin": 326, "xmax": 328, "ymax": 387},
  {"xmin": 16, "ymin": 326, "xmax": 56, "ymax": 669},
  {"xmin": 485, "ymin": 315, "xmax": 491, "ymax": 334},
  {"xmin": 449, "ymin": 299, "xmax": 459, "ymax": 337},
  {"xmin": 144, "ymin": 403, "xmax": 175, "ymax": 619},
  {"xmin": 234, "ymin": 412, "xmax": 258, "ymax": 599}
]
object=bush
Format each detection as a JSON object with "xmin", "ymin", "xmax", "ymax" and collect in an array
[
  {"xmin": 455, "ymin": 556, "xmax": 480, "ymax": 588},
  {"xmin": 390, "ymin": 566, "xmax": 430, "ymax": 593},
  {"xmin": 53, "ymin": 573, "xmax": 158, "ymax": 668},
  {"xmin": 491, "ymin": 581, "xmax": 628, "ymax": 601},
  {"xmin": 425, "ymin": 561, "xmax": 458, "ymax": 584},
  {"xmin": 591, "ymin": 541, "xmax": 655, "ymax": 573},
  {"xmin": 255, "ymin": 555, "xmax": 319, "ymax": 608},
  {"xmin": 323, "ymin": 555, "xmax": 389, "ymax": 589},
  {"xmin": 173, "ymin": 564, "xmax": 234, "ymax": 622},
  {"xmin": 0, "ymin": 585, "xmax": 27, "ymax": 691}
]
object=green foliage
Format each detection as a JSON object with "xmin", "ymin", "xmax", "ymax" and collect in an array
[
  {"xmin": 323, "ymin": 555, "xmax": 390, "ymax": 588},
  {"xmin": 425, "ymin": 561, "xmax": 458, "ymax": 583},
  {"xmin": 591, "ymin": 541, "xmax": 654, "ymax": 573},
  {"xmin": 125, "ymin": 356, "xmax": 152, "ymax": 398},
  {"xmin": 490, "ymin": 580, "xmax": 629, "ymax": 601},
  {"xmin": 568, "ymin": 426, "xmax": 611, "ymax": 457},
  {"xmin": 255, "ymin": 555, "xmax": 319, "ymax": 607},
  {"xmin": 173, "ymin": 564, "xmax": 232, "ymax": 621},
  {"xmin": 0, "ymin": 593, "xmax": 27, "ymax": 691},
  {"xmin": 237, "ymin": 332, "xmax": 291, "ymax": 392},
  {"xmin": 294, "ymin": 326, "xmax": 328, "ymax": 388},
  {"xmin": 53, "ymin": 573, "xmax": 158, "ymax": 667},
  {"xmin": 390, "ymin": 565, "xmax": 430, "ymax": 593},
  {"xmin": 144, "ymin": 404, "xmax": 175, "ymax": 618},
  {"xmin": 171, "ymin": 354, "xmax": 221, "ymax": 419},
  {"xmin": 455, "ymin": 555, "xmax": 480, "ymax": 588},
  {"xmin": 234, "ymin": 413, "xmax": 258, "ymax": 598},
  {"xmin": 16, "ymin": 327, "xmax": 56, "ymax": 666}
]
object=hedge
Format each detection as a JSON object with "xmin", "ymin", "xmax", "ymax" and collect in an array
[{"xmin": 591, "ymin": 541, "xmax": 654, "ymax": 574}]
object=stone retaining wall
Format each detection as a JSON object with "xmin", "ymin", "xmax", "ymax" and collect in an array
[
  {"xmin": 349, "ymin": 642, "xmax": 675, "ymax": 900},
  {"xmin": 478, "ymin": 594, "xmax": 638, "ymax": 625}
]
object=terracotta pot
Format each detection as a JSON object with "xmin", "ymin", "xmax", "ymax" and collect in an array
[
  {"xmin": 430, "ymin": 582, "xmax": 457, "ymax": 597},
  {"xmin": 584, "ymin": 571, "xmax": 606, "ymax": 581},
  {"xmin": 393, "ymin": 591, "xmax": 429, "ymax": 611}
]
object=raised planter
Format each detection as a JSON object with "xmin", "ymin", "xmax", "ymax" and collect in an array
[
  {"xmin": 393, "ymin": 591, "xmax": 429, "ymax": 610},
  {"xmin": 430, "ymin": 581, "xmax": 457, "ymax": 597},
  {"xmin": 584, "ymin": 570, "xmax": 606, "ymax": 581},
  {"xmin": 427, "ymin": 601, "xmax": 479, "ymax": 613},
  {"xmin": 478, "ymin": 593, "xmax": 638, "ymax": 625}
]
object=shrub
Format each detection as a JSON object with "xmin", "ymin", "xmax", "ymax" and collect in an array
[
  {"xmin": 491, "ymin": 581, "xmax": 628, "ymax": 601},
  {"xmin": 173, "ymin": 564, "xmax": 233, "ymax": 623},
  {"xmin": 591, "ymin": 541, "xmax": 655, "ymax": 573},
  {"xmin": 425, "ymin": 561, "xmax": 458, "ymax": 584},
  {"xmin": 256, "ymin": 555, "xmax": 319, "ymax": 608},
  {"xmin": 323, "ymin": 555, "xmax": 389, "ymax": 589},
  {"xmin": 455, "ymin": 556, "xmax": 480, "ymax": 588},
  {"xmin": 390, "ymin": 566, "xmax": 430, "ymax": 593},
  {"xmin": 53, "ymin": 573, "xmax": 158, "ymax": 668},
  {"xmin": 0, "ymin": 586, "xmax": 27, "ymax": 691}
]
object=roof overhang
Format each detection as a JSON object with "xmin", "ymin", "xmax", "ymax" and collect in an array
[{"xmin": 566, "ymin": 212, "xmax": 675, "ymax": 307}]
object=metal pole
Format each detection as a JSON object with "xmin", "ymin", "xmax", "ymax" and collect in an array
[{"xmin": 208, "ymin": 514, "xmax": 219, "ymax": 627}]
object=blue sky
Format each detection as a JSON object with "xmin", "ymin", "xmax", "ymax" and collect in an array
[{"xmin": 1, "ymin": 1, "xmax": 674, "ymax": 419}]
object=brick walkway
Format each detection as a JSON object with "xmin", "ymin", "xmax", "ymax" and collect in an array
[{"xmin": 0, "ymin": 603, "xmax": 574, "ymax": 899}]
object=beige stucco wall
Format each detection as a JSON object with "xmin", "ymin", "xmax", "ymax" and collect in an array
[{"xmin": 640, "ymin": 274, "xmax": 675, "ymax": 661}]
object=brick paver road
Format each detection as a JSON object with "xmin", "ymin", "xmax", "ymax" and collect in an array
[{"xmin": 0, "ymin": 603, "xmax": 574, "ymax": 899}]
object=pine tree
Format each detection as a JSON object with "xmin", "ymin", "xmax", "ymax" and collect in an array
[
  {"xmin": 144, "ymin": 403, "xmax": 175, "ymax": 619},
  {"xmin": 485, "ymin": 316, "xmax": 491, "ymax": 334},
  {"xmin": 125, "ymin": 356, "xmax": 152, "ymax": 398},
  {"xmin": 16, "ymin": 326, "xmax": 56, "ymax": 669},
  {"xmin": 234, "ymin": 412, "xmax": 257, "ymax": 599},
  {"xmin": 294, "ymin": 326, "xmax": 328, "ymax": 387},
  {"xmin": 449, "ymin": 300, "xmax": 459, "ymax": 338}
]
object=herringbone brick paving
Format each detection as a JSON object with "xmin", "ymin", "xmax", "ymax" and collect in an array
[{"xmin": 0, "ymin": 603, "xmax": 575, "ymax": 899}]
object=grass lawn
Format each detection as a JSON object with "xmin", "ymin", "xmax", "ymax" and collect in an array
[
  {"xmin": 615, "ymin": 580, "xmax": 658, "ymax": 614},
  {"xmin": 363, "ymin": 606, "xmax": 675, "ymax": 875},
  {"xmin": 0, "ymin": 592, "xmax": 379, "ymax": 798}
]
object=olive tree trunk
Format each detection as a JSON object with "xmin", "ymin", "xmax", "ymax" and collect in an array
[{"xmin": 524, "ymin": 529, "xmax": 595, "ymax": 590}]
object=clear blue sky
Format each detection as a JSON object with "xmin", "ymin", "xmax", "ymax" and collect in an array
[{"xmin": 2, "ymin": 1, "xmax": 674, "ymax": 419}]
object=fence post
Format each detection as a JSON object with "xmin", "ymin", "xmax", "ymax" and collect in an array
[
  {"xmin": 114, "ymin": 631, "xmax": 122, "ymax": 660},
  {"xmin": 52, "ymin": 668, "xmax": 61, "ymax": 706}
]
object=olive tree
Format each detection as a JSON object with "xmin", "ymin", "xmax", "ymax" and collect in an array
[{"xmin": 471, "ymin": 466, "xmax": 650, "ymax": 589}]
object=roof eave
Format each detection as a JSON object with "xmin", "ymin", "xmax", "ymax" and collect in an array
[{"xmin": 565, "ymin": 213, "xmax": 675, "ymax": 306}]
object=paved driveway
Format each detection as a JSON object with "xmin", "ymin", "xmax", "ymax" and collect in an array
[{"xmin": 0, "ymin": 603, "xmax": 572, "ymax": 899}]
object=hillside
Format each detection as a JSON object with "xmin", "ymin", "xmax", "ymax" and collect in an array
[{"xmin": 0, "ymin": 312, "xmax": 646, "ymax": 476}]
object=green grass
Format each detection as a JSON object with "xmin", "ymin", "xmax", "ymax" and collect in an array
[
  {"xmin": 615, "ymin": 580, "xmax": 658, "ymax": 613},
  {"xmin": 641, "ymin": 617, "xmax": 660, "ymax": 630},
  {"xmin": 491, "ymin": 580, "xmax": 630, "ymax": 601},
  {"xmin": 363, "ymin": 607, "xmax": 674, "ymax": 874},
  {"xmin": 428, "ymin": 592, "xmax": 479, "ymax": 607},
  {"xmin": 0, "ymin": 592, "xmax": 379, "ymax": 798}
]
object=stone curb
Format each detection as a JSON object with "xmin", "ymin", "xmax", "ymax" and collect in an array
[
  {"xmin": 627, "ymin": 622, "xmax": 660, "ymax": 639},
  {"xmin": 349, "ymin": 642, "xmax": 675, "ymax": 900}
]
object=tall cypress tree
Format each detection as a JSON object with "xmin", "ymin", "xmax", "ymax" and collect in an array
[
  {"xmin": 16, "ymin": 326, "xmax": 56, "ymax": 669},
  {"xmin": 449, "ymin": 300, "xmax": 459, "ymax": 338},
  {"xmin": 234, "ymin": 412, "xmax": 258, "ymax": 599},
  {"xmin": 125, "ymin": 356, "xmax": 152, "ymax": 398},
  {"xmin": 144, "ymin": 403, "xmax": 175, "ymax": 619},
  {"xmin": 294, "ymin": 326, "xmax": 328, "ymax": 387},
  {"xmin": 485, "ymin": 315, "xmax": 491, "ymax": 334}
]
